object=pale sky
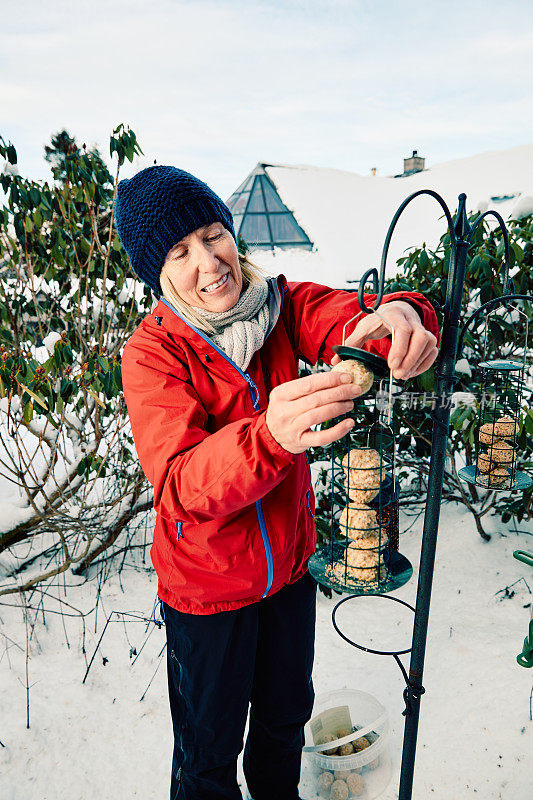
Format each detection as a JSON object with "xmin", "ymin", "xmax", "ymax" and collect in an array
[{"xmin": 2, "ymin": 0, "xmax": 533, "ymax": 199}]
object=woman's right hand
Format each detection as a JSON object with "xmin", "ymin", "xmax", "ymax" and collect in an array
[{"xmin": 265, "ymin": 371, "xmax": 361, "ymax": 454}]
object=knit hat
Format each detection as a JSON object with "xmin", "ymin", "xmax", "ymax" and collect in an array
[{"xmin": 114, "ymin": 165, "xmax": 235, "ymax": 298}]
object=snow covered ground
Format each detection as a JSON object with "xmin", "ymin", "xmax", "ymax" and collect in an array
[{"xmin": 1, "ymin": 503, "xmax": 531, "ymax": 800}]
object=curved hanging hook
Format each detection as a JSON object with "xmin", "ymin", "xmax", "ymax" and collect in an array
[
  {"xmin": 456, "ymin": 293, "xmax": 532, "ymax": 361},
  {"xmin": 358, "ymin": 189, "xmax": 457, "ymax": 313},
  {"xmin": 467, "ymin": 209, "xmax": 512, "ymax": 294}
]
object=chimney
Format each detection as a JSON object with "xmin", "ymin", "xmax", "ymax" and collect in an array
[{"xmin": 403, "ymin": 150, "xmax": 425, "ymax": 175}]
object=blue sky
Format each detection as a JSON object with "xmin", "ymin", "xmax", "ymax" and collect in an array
[{"xmin": 2, "ymin": 0, "xmax": 533, "ymax": 198}]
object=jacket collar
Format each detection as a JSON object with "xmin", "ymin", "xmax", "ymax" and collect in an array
[{"xmin": 146, "ymin": 274, "xmax": 287, "ymax": 350}]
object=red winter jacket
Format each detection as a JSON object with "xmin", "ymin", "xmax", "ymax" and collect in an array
[{"xmin": 120, "ymin": 275, "xmax": 439, "ymax": 614}]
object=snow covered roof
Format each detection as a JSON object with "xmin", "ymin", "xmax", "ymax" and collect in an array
[{"xmin": 228, "ymin": 144, "xmax": 533, "ymax": 287}]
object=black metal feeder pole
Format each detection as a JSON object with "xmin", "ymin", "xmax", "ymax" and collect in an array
[
  {"xmin": 356, "ymin": 189, "xmax": 519, "ymax": 799},
  {"xmin": 397, "ymin": 193, "xmax": 471, "ymax": 800}
]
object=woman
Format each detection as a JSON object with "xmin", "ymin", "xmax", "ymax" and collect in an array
[{"xmin": 116, "ymin": 166, "xmax": 439, "ymax": 800}]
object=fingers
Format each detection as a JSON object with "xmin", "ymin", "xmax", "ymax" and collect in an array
[
  {"xmin": 409, "ymin": 345, "xmax": 439, "ymax": 378},
  {"xmin": 387, "ymin": 321, "xmax": 414, "ymax": 373},
  {"xmin": 389, "ymin": 326, "xmax": 427, "ymax": 379},
  {"xmin": 275, "ymin": 369, "xmax": 353, "ymax": 401},
  {"xmin": 292, "ymin": 381, "xmax": 361, "ymax": 417},
  {"xmin": 300, "ymin": 418, "xmax": 354, "ymax": 449},
  {"xmin": 298, "ymin": 399, "xmax": 356, "ymax": 431},
  {"xmin": 344, "ymin": 314, "xmax": 386, "ymax": 349},
  {"xmin": 393, "ymin": 329, "xmax": 438, "ymax": 379}
]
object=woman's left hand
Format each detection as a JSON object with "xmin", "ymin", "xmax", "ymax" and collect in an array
[{"xmin": 330, "ymin": 301, "xmax": 439, "ymax": 380}]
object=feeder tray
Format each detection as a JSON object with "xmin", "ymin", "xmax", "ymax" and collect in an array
[
  {"xmin": 308, "ymin": 546, "xmax": 412, "ymax": 595},
  {"xmin": 332, "ymin": 345, "xmax": 390, "ymax": 378},
  {"xmin": 458, "ymin": 465, "xmax": 532, "ymax": 492}
]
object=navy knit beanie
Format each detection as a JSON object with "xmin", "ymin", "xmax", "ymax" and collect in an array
[{"xmin": 114, "ymin": 165, "xmax": 235, "ymax": 298}]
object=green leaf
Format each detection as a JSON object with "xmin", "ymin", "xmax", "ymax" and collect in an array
[
  {"xmin": 51, "ymin": 244, "xmax": 65, "ymax": 266},
  {"xmin": 419, "ymin": 367, "xmax": 434, "ymax": 392},
  {"xmin": 17, "ymin": 382, "xmax": 49, "ymax": 411},
  {"xmin": 419, "ymin": 250, "xmax": 430, "ymax": 270},
  {"xmin": 114, "ymin": 363, "xmax": 123, "ymax": 391},
  {"xmin": 23, "ymin": 400, "xmax": 34, "ymax": 423},
  {"xmin": 60, "ymin": 378, "xmax": 74, "ymax": 402}
]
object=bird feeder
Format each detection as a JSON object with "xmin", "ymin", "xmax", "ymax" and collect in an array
[
  {"xmin": 458, "ymin": 303, "xmax": 531, "ymax": 492},
  {"xmin": 307, "ymin": 315, "xmax": 412, "ymax": 596}
]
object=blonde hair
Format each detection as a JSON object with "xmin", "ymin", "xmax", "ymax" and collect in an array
[{"xmin": 159, "ymin": 252, "xmax": 266, "ymax": 335}]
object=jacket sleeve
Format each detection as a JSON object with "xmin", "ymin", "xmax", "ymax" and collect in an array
[
  {"xmin": 284, "ymin": 281, "xmax": 440, "ymax": 365},
  {"xmin": 121, "ymin": 340, "xmax": 296, "ymax": 524}
]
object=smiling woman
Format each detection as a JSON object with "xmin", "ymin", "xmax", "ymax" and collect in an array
[
  {"xmin": 114, "ymin": 164, "xmax": 439, "ymax": 799},
  {"xmin": 159, "ymin": 223, "xmax": 265, "ymax": 335}
]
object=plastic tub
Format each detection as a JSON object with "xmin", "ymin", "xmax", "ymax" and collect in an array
[{"xmin": 299, "ymin": 689, "xmax": 392, "ymax": 799}]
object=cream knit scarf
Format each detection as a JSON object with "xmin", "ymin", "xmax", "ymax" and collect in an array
[{"xmin": 192, "ymin": 278, "xmax": 270, "ymax": 371}]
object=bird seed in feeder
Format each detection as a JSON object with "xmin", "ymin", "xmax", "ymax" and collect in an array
[
  {"xmin": 332, "ymin": 562, "xmax": 387, "ymax": 583},
  {"xmin": 476, "ymin": 453, "xmax": 494, "ymax": 474},
  {"xmin": 344, "ymin": 468, "xmax": 382, "ymax": 491},
  {"xmin": 346, "ymin": 773, "xmax": 366, "ymax": 796},
  {"xmin": 330, "ymin": 779, "xmax": 349, "ymax": 800},
  {"xmin": 488, "ymin": 440, "xmax": 515, "ymax": 464},
  {"xmin": 352, "ymin": 533, "xmax": 389, "ymax": 550},
  {"xmin": 339, "ymin": 504, "xmax": 380, "ymax": 537},
  {"xmin": 342, "ymin": 448, "xmax": 381, "ymax": 471},
  {"xmin": 346, "ymin": 546, "xmax": 381, "ymax": 569},
  {"xmin": 343, "ymin": 477, "xmax": 380, "ymax": 504},
  {"xmin": 478, "ymin": 423, "xmax": 499, "ymax": 445},
  {"xmin": 493, "ymin": 415, "xmax": 518, "ymax": 439},
  {"xmin": 479, "ymin": 416, "xmax": 517, "ymax": 443},
  {"xmin": 476, "ymin": 468, "xmax": 510, "ymax": 488},
  {"xmin": 331, "ymin": 359, "xmax": 374, "ymax": 396},
  {"xmin": 317, "ymin": 771, "xmax": 334, "ymax": 797}
]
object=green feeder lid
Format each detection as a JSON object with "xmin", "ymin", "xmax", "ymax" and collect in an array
[
  {"xmin": 332, "ymin": 346, "xmax": 390, "ymax": 378},
  {"xmin": 478, "ymin": 359, "xmax": 524, "ymax": 371}
]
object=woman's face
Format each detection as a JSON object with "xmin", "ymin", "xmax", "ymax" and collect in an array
[{"xmin": 162, "ymin": 222, "xmax": 242, "ymax": 312}]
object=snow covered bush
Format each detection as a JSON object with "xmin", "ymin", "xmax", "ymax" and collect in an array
[{"xmin": 0, "ymin": 127, "xmax": 152, "ymax": 594}]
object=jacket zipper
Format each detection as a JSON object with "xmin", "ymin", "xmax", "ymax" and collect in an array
[
  {"xmin": 160, "ymin": 297, "xmax": 275, "ymax": 598},
  {"xmin": 304, "ymin": 453, "xmax": 314, "ymax": 519}
]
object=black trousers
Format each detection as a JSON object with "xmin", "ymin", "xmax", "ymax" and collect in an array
[{"xmin": 163, "ymin": 571, "xmax": 316, "ymax": 800}]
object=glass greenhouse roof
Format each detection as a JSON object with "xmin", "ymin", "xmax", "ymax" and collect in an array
[{"xmin": 227, "ymin": 164, "xmax": 313, "ymax": 251}]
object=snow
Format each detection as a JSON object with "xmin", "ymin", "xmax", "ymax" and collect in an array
[
  {"xmin": 450, "ymin": 391, "xmax": 476, "ymax": 410},
  {"xmin": 1, "ymin": 505, "xmax": 531, "ymax": 800},
  {"xmin": 454, "ymin": 358, "xmax": 472, "ymax": 377},
  {"xmin": 248, "ymin": 144, "xmax": 533, "ymax": 287},
  {"xmin": 42, "ymin": 332, "xmax": 61, "ymax": 355},
  {"xmin": 512, "ymin": 195, "xmax": 533, "ymax": 220}
]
